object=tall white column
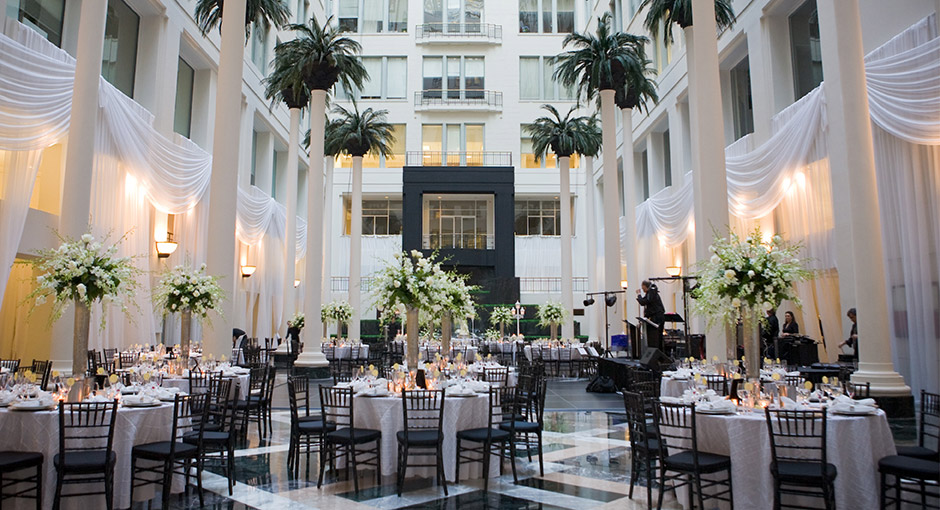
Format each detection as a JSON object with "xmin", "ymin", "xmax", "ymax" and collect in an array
[
  {"xmin": 297, "ymin": 90, "xmax": 328, "ymax": 367},
  {"xmin": 559, "ymin": 156, "xmax": 574, "ymax": 338},
  {"xmin": 817, "ymin": 0, "xmax": 909, "ymax": 396},
  {"xmin": 135, "ymin": 14, "xmax": 180, "ymax": 136},
  {"xmin": 204, "ymin": 0, "xmax": 247, "ymax": 358},
  {"xmin": 348, "ymin": 155, "xmax": 363, "ymax": 341},
  {"xmin": 584, "ymin": 156, "xmax": 600, "ymax": 342},
  {"xmin": 620, "ymin": 108, "xmax": 639, "ymax": 314},
  {"xmin": 321, "ymin": 158, "xmax": 335, "ymax": 308},
  {"xmin": 688, "ymin": 1, "xmax": 731, "ymax": 360},
  {"xmin": 282, "ymin": 108, "xmax": 301, "ymax": 334},
  {"xmin": 599, "ymin": 89, "xmax": 624, "ymax": 346}
]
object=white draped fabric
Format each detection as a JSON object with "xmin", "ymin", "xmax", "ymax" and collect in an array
[{"xmin": 0, "ymin": 20, "xmax": 306, "ymax": 350}]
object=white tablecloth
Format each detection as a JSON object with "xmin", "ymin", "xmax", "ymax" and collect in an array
[
  {"xmin": 661, "ymin": 377, "xmax": 693, "ymax": 397},
  {"xmin": 352, "ymin": 393, "xmax": 498, "ymax": 481},
  {"xmin": 0, "ymin": 404, "xmax": 179, "ymax": 510},
  {"xmin": 666, "ymin": 409, "xmax": 896, "ymax": 510},
  {"xmin": 324, "ymin": 344, "xmax": 370, "ymax": 360},
  {"xmin": 161, "ymin": 372, "xmax": 250, "ymax": 400},
  {"xmin": 524, "ymin": 345, "xmax": 584, "ymax": 361}
]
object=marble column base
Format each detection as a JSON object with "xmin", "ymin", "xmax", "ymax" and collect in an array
[{"xmin": 291, "ymin": 365, "xmax": 331, "ymax": 379}]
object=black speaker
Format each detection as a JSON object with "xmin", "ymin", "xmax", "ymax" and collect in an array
[{"xmin": 640, "ymin": 347, "xmax": 672, "ymax": 371}]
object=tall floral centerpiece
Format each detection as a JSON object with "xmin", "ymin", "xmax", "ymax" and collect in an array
[
  {"xmin": 691, "ymin": 228, "xmax": 811, "ymax": 380},
  {"xmin": 440, "ymin": 272, "xmax": 477, "ymax": 353},
  {"xmin": 321, "ymin": 300, "xmax": 353, "ymax": 342},
  {"xmin": 154, "ymin": 263, "xmax": 224, "ymax": 360},
  {"xmin": 372, "ymin": 250, "xmax": 448, "ymax": 368},
  {"xmin": 27, "ymin": 233, "xmax": 140, "ymax": 375},
  {"xmin": 537, "ymin": 301, "xmax": 568, "ymax": 340},
  {"xmin": 489, "ymin": 306, "xmax": 514, "ymax": 339}
]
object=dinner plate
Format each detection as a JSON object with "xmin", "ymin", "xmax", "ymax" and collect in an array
[
  {"xmin": 123, "ymin": 401, "xmax": 162, "ymax": 408},
  {"xmin": 9, "ymin": 403, "xmax": 57, "ymax": 411},
  {"xmin": 448, "ymin": 393, "xmax": 477, "ymax": 398},
  {"xmin": 831, "ymin": 407, "xmax": 877, "ymax": 416},
  {"xmin": 696, "ymin": 408, "xmax": 737, "ymax": 415}
]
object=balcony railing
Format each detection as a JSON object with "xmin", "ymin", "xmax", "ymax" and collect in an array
[
  {"xmin": 519, "ymin": 277, "xmax": 589, "ymax": 294},
  {"xmin": 331, "ymin": 277, "xmax": 374, "ymax": 293},
  {"xmin": 415, "ymin": 23, "xmax": 502, "ymax": 43},
  {"xmin": 405, "ymin": 151, "xmax": 512, "ymax": 167},
  {"xmin": 422, "ymin": 233, "xmax": 495, "ymax": 250},
  {"xmin": 414, "ymin": 89, "xmax": 502, "ymax": 110}
]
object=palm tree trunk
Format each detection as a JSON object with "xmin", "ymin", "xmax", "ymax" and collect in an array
[
  {"xmin": 303, "ymin": 90, "xmax": 327, "ymax": 363},
  {"xmin": 559, "ymin": 156, "xmax": 574, "ymax": 339},
  {"xmin": 204, "ymin": 0, "xmax": 247, "ymax": 359},
  {"xmin": 599, "ymin": 89, "xmax": 624, "ymax": 344},
  {"xmin": 584, "ymin": 156, "xmax": 601, "ymax": 343},
  {"xmin": 620, "ymin": 107, "xmax": 639, "ymax": 304},
  {"xmin": 348, "ymin": 155, "xmax": 363, "ymax": 342},
  {"xmin": 282, "ymin": 107, "xmax": 301, "ymax": 335}
]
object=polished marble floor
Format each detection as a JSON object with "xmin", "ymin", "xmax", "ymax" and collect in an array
[{"xmin": 130, "ymin": 377, "xmax": 916, "ymax": 510}]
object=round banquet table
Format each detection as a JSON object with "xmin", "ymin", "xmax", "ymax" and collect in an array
[
  {"xmin": 0, "ymin": 403, "xmax": 180, "ymax": 510},
  {"xmin": 325, "ymin": 344, "xmax": 370, "ymax": 360},
  {"xmin": 161, "ymin": 371, "xmax": 250, "ymax": 400},
  {"xmin": 663, "ymin": 408, "xmax": 896, "ymax": 510},
  {"xmin": 352, "ymin": 393, "xmax": 499, "ymax": 481},
  {"xmin": 660, "ymin": 376, "xmax": 693, "ymax": 398}
]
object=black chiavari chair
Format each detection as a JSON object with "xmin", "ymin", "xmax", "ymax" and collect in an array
[
  {"xmin": 317, "ymin": 386, "xmax": 382, "ymax": 494},
  {"xmin": 54, "ymin": 401, "xmax": 119, "ymax": 510},
  {"xmin": 397, "ymin": 389, "xmax": 447, "ymax": 496},
  {"xmin": 765, "ymin": 408, "xmax": 835, "ymax": 510}
]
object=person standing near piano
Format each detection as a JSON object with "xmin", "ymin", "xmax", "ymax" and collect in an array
[{"xmin": 636, "ymin": 280, "xmax": 666, "ymax": 350}]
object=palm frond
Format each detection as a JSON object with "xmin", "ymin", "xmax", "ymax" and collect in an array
[
  {"xmin": 524, "ymin": 105, "xmax": 599, "ymax": 162},
  {"xmin": 275, "ymin": 17, "xmax": 368, "ymax": 92},
  {"xmin": 324, "ymin": 102, "xmax": 395, "ymax": 158},
  {"xmin": 639, "ymin": 0, "xmax": 736, "ymax": 47},
  {"xmin": 195, "ymin": 0, "xmax": 291, "ymax": 36}
]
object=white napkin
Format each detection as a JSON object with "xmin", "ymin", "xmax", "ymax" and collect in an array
[
  {"xmin": 697, "ymin": 399, "xmax": 737, "ymax": 413},
  {"xmin": 446, "ymin": 384, "xmax": 476, "ymax": 396},
  {"xmin": 356, "ymin": 386, "xmax": 389, "ymax": 397},
  {"xmin": 123, "ymin": 394, "xmax": 158, "ymax": 405},
  {"xmin": 834, "ymin": 395, "xmax": 876, "ymax": 407},
  {"xmin": 672, "ymin": 368, "xmax": 693, "ymax": 380},
  {"xmin": 778, "ymin": 396, "xmax": 806, "ymax": 410},
  {"xmin": 11, "ymin": 398, "xmax": 54, "ymax": 408},
  {"xmin": 829, "ymin": 401, "xmax": 877, "ymax": 414},
  {"xmin": 85, "ymin": 394, "xmax": 112, "ymax": 403},
  {"xmin": 659, "ymin": 396, "xmax": 683, "ymax": 404},
  {"xmin": 0, "ymin": 390, "xmax": 15, "ymax": 404}
]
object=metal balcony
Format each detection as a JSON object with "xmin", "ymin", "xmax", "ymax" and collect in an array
[
  {"xmin": 330, "ymin": 277, "xmax": 374, "ymax": 293},
  {"xmin": 415, "ymin": 23, "xmax": 502, "ymax": 44},
  {"xmin": 422, "ymin": 233, "xmax": 495, "ymax": 250},
  {"xmin": 519, "ymin": 277, "xmax": 590, "ymax": 294},
  {"xmin": 414, "ymin": 89, "xmax": 502, "ymax": 111},
  {"xmin": 405, "ymin": 151, "xmax": 512, "ymax": 167}
]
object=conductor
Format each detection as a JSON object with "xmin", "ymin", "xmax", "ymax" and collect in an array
[{"xmin": 636, "ymin": 280, "xmax": 666, "ymax": 350}]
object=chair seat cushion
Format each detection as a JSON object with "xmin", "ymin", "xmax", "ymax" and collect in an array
[
  {"xmin": 132, "ymin": 441, "xmax": 198, "ymax": 461},
  {"xmin": 456, "ymin": 427, "xmax": 510, "ymax": 443},
  {"xmin": 663, "ymin": 451, "xmax": 731, "ymax": 474},
  {"xmin": 633, "ymin": 437, "xmax": 661, "ymax": 454},
  {"xmin": 895, "ymin": 445, "xmax": 939, "ymax": 462},
  {"xmin": 773, "ymin": 460, "xmax": 838, "ymax": 484},
  {"xmin": 396, "ymin": 429, "xmax": 442, "ymax": 446},
  {"xmin": 298, "ymin": 420, "xmax": 336, "ymax": 434},
  {"xmin": 878, "ymin": 455, "xmax": 940, "ymax": 481},
  {"xmin": 53, "ymin": 450, "xmax": 115, "ymax": 474},
  {"xmin": 0, "ymin": 451, "xmax": 43, "ymax": 472},
  {"xmin": 326, "ymin": 428, "xmax": 381, "ymax": 444},
  {"xmin": 183, "ymin": 430, "xmax": 230, "ymax": 445},
  {"xmin": 298, "ymin": 415, "xmax": 322, "ymax": 423},
  {"xmin": 499, "ymin": 420, "xmax": 540, "ymax": 433}
]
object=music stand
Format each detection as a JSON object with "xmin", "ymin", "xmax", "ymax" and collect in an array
[{"xmin": 637, "ymin": 316, "xmax": 659, "ymax": 353}]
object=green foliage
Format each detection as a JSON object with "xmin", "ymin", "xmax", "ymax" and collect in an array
[
  {"xmin": 524, "ymin": 105, "xmax": 601, "ymax": 161},
  {"xmin": 325, "ymin": 102, "xmax": 395, "ymax": 158},
  {"xmin": 195, "ymin": 0, "xmax": 291, "ymax": 36},
  {"xmin": 639, "ymin": 0, "xmax": 736, "ymax": 47}
]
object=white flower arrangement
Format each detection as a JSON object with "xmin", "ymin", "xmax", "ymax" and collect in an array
[
  {"xmin": 287, "ymin": 311, "xmax": 305, "ymax": 330},
  {"xmin": 536, "ymin": 301, "xmax": 568, "ymax": 328},
  {"xmin": 691, "ymin": 227, "xmax": 812, "ymax": 327},
  {"xmin": 154, "ymin": 263, "xmax": 224, "ymax": 318},
  {"xmin": 26, "ymin": 232, "xmax": 140, "ymax": 324},
  {"xmin": 321, "ymin": 300, "xmax": 353, "ymax": 325},
  {"xmin": 484, "ymin": 328, "xmax": 502, "ymax": 341},
  {"xmin": 440, "ymin": 271, "xmax": 478, "ymax": 320},
  {"xmin": 489, "ymin": 306, "xmax": 514, "ymax": 328},
  {"xmin": 371, "ymin": 250, "xmax": 450, "ymax": 322}
]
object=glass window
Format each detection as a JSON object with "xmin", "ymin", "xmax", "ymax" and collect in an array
[
  {"xmin": 101, "ymin": 0, "xmax": 139, "ymax": 98},
  {"xmin": 388, "ymin": 0, "xmax": 408, "ymax": 32},
  {"xmin": 464, "ymin": 57, "xmax": 484, "ymax": 98},
  {"xmin": 360, "ymin": 57, "xmax": 382, "ymax": 98},
  {"xmin": 541, "ymin": 0, "xmax": 553, "ymax": 33},
  {"xmin": 519, "ymin": 0, "xmax": 538, "ymax": 32},
  {"xmin": 423, "ymin": 57, "xmax": 443, "ymax": 97},
  {"xmin": 250, "ymin": 131, "xmax": 258, "ymax": 186},
  {"xmin": 514, "ymin": 198, "xmax": 572, "ymax": 236},
  {"xmin": 465, "ymin": 0, "xmax": 482, "ymax": 32},
  {"xmin": 542, "ymin": 59, "xmax": 556, "ymax": 100},
  {"xmin": 519, "ymin": 57, "xmax": 540, "ymax": 100},
  {"xmin": 173, "ymin": 57, "xmax": 194, "ymax": 138},
  {"xmin": 386, "ymin": 57, "xmax": 407, "ymax": 98},
  {"xmin": 295, "ymin": 0, "xmax": 308, "ymax": 23},
  {"xmin": 362, "ymin": 0, "xmax": 383, "ymax": 32},
  {"xmin": 338, "ymin": 0, "xmax": 358, "ymax": 31},
  {"xmin": 640, "ymin": 149, "xmax": 649, "ymax": 200},
  {"xmin": 557, "ymin": 0, "xmax": 574, "ymax": 33},
  {"xmin": 271, "ymin": 151, "xmax": 278, "ymax": 198},
  {"xmin": 789, "ymin": 0, "xmax": 823, "ymax": 100},
  {"xmin": 344, "ymin": 197, "xmax": 403, "ymax": 235},
  {"xmin": 447, "ymin": 58, "xmax": 460, "ymax": 98},
  {"xmin": 12, "ymin": 0, "xmax": 65, "ymax": 47},
  {"xmin": 424, "ymin": 0, "xmax": 443, "ymax": 29},
  {"xmin": 446, "ymin": 124, "xmax": 460, "ymax": 154},
  {"xmin": 385, "ymin": 124, "xmax": 406, "ymax": 167},
  {"xmin": 663, "ymin": 130, "xmax": 672, "ymax": 187},
  {"xmin": 250, "ymin": 25, "xmax": 268, "ymax": 74},
  {"xmin": 520, "ymin": 130, "xmax": 539, "ymax": 169},
  {"xmin": 424, "ymin": 195, "xmax": 493, "ymax": 249},
  {"xmin": 729, "ymin": 56, "xmax": 754, "ymax": 140},
  {"xmin": 422, "ymin": 124, "xmax": 443, "ymax": 154}
]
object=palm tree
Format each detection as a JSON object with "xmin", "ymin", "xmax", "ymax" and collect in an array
[
  {"xmin": 525, "ymin": 106, "xmax": 600, "ymax": 339},
  {"xmin": 553, "ymin": 12, "xmax": 649, "ymax": 339},
  {"xmin": 264, "ymin": 39, "xmax": 309, "ymax": 338},
  {"xmin": 196, "ymin": 0, "xmax": 288, "ymax": 357},
  {"xmin": 638, "ymin": 0, "xmax": 735, "ymax": 47},
  {"xmin": 278, "ymin": 16, "xmax": 367, "ymax": 352},
  {"xmin": 325, "ymin": 103, "xmax": 395, "ymax": 342}
]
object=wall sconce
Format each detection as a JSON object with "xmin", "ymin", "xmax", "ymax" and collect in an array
[
  {"xmin": 294, "ymin": 279, "xmax": 301, "ymax": 288},
  {"xmin": 620, "ymin": 280, "xmax": 629, "ymax": 290},
  {"xmin": 155, "ymin": 240, "xmax": 178, "ymax": 258},
  {"xmin": 666, "ymin": 266, "xmax": 682, "ymax": 277},
  {"xmin": 240, "ymin": 265, "xmax": 256, "ymax": 278}
]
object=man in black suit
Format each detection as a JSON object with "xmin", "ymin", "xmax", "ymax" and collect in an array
[
  {"xmin": 761, "ymin": 308, "xmax": 780, "ymax": 359},
  {"xmin": 636, "ymin": 280, "xmax": 666, "ymax": 350}
]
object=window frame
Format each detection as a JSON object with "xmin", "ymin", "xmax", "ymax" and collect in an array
[
  {"xmin": 335, "ymin": 0, "xmax": 409, "ymax": 33},
  {"xmin": 518, "ymin": 0, "xmax": 574, "ymax": 34},
  {"xmin": 519, "ymin": 56, "xmax": 576, "ymax": 101},
  {"xmin": 342, "ymin": 196, "xmax": 404, "ymax": 236}
]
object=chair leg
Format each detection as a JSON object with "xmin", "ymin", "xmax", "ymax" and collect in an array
[
  {"xmin": 227, "ymin": 442, "xmax": 235, "ymax": 495},
  {"xmin": 36, "ymin": 464, "xmax": 43, "ymax": 510},
  {"xmin": 482, "ymin": 442, "xmax": 491, "ymax": 492},
  {"xmin": 104, "ymin": 467, "xmax": 114, "ymax": 510},
  {"xmin": 52, "ymin": 469, "xmax": 63, "ymax": 510},
  {"xmin": 727, "ymin": 468, "xmax": 735, "ymax": 510},
  {"xmin": 629, "ymin": 449, "xmax": 638, "ymax": 498},
  {"xmin": 161, "ymin": 461, "xmax": 172, "ymax": 510},
  {"xmin": 397, "ymin": 443, "xmax": 405, "ymax": 497},
  {"xmin": 645, "ymin": 455, "xmax": 654, "ymax": 510},
  {"xmin": 196, "ymin": 456, "xmax": 205, "ymax": 507},
  {"xmin": 317, "ymin": 441, "xmax": 330, "ymax": 489},
  {"xmin": 537, "ymin": 431, "xmax": 544, "ymax": 476},
  {"xmin": 350, "ymin": 444, "xmax": 360, "ymax": 494},
  {"xmin": 437, "ymin": 443, "xmax": 448, "ymax": 496},
  {"xmin": 655, "ymin": 468, "xmax": 666, "ymax": 510},
  {"xmin": 454, "ymin": 439, "xmax": 461, "ymax": 484},
  {"xmin": 508, "ymin": 440, "xmax": 519, "ymax": 483}
]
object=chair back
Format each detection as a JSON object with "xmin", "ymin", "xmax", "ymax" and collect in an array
[
  {"xmin": 919, "ymin": 390, "xmax": 940, "ymax": 451},
  {"xmin": 86, "ymin": 350, "xmax": 100, "ymax": 375},
  {"xmin": 844, "ymin": 381, "xmax": 871, "ymax": 399},
  {"xmin": 287, "ymin": 376, "xmax": 309, "ymax": 427},
  {"xmin": 103, "ymin": 348, "xmax": 117, "ymax": 363},
  {"xmin": 623, "ymin": 391, "xmax": 653, "ymax": 449},
  {"xmin": 246, "ymin": 366, "xmax": 266, "ymax": 397},
  {"xmin": 703, "ymin": 374, "xmax": 729, "ymax": 396},
  {"xmin": 169, "ymin": 393, "xmax": 210, "ymax": 455},
  {"xmin": 764, "ymin": 408, "xmax": 828, "ymax": 472},
  {"xmin": 203, "ymin": 378, "xmax": 233, "ymax": 431},
  {"xmin": 350, "ymin": 345, "xmax": 361, "ymax": 361},
  {"xmin": 119, "ymin": 352, "xmax": 138, "ymax": 369},
  {"xmin": 188, "ymin": 369, "xmax": 221, "ymax": 395},
  {"xmin": 263, "ymin": 366, "xmax": 277, "ymax": 402},
  {"xmin": 323, "ymin": 345, "xmax": 335, "ymax": 361},
  {"xmin": 482, "ymin": 367, "xmax": 509, "ymax": 387},
  {"xmin": 0, "ymin": 358, "xmax": 20, "ymax": 374},
  {"xmin": 518, "ymin": 377, "xmax": 547, "ymax": 426},
  {"xmin": 559, "ymin": 348, "xmax": 572, "ymax": 362},
  {"xmin": 319, "ymin": 385, "xmax": 354, "ymax": 428},
  {"xmin": 654, "ymin": 401, "xmax": 703, "ymax": 468},
  {"xmin": 242, "ymin": 346, "xmax": 262, "ymax": 367},
  {"xmin": 402, "ymin": 389, "xmax": 445, "ymax": 435},
  {"xmin": 30, "ymin": 359, "xmax": 52, "ymax": 389},
  {"xmin": 58, "ymin": 401, "xmax": 119, "ymax": 460}
]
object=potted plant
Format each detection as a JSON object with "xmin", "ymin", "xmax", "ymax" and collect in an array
[
  {"xmin": 489, "ymin": 307, "xmax": 514, "ymax": 340},
  {"xmin": 691, "ymin": 228, "xmax": 811, "ymax": 380},
  {"xmin": 27, "ymin": 232, "xmax": 140, "ymax": 375},
  {"xmin": 154, "ymin": 263, "xmax": 224, "ymax": 361},
  {"xmin": 537, "ymin": 301, "xmax": 568, "ymax": 340}
]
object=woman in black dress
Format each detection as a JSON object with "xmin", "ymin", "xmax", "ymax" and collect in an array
[{"xmin": 781, "ymin": 311, "xmax": 799, "ymax": 336}]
